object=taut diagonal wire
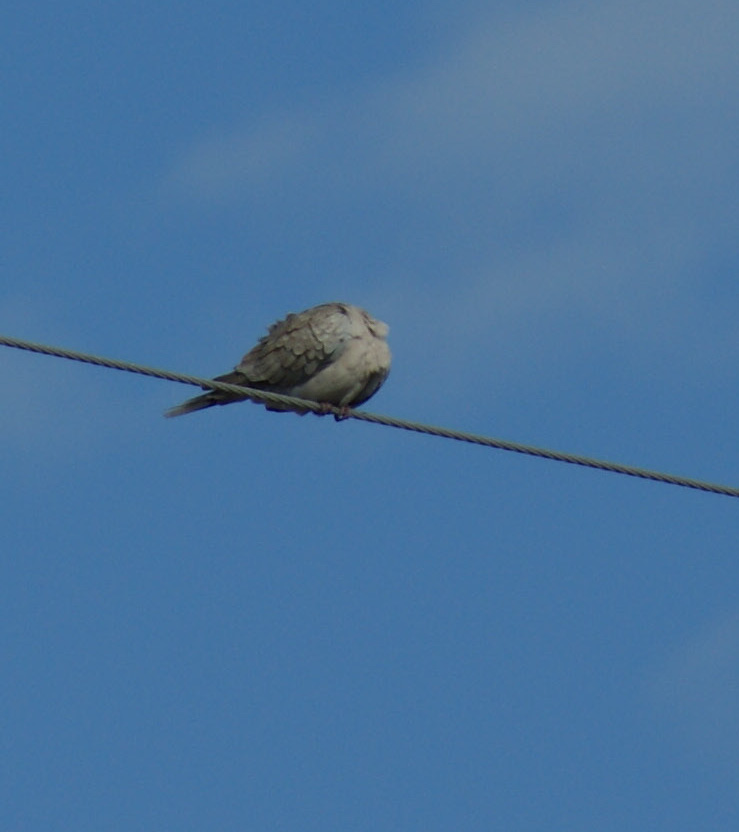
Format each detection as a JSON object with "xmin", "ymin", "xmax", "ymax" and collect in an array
[{"xmin": 2, "ymin": 332, "xmax": 738, "ymax": 499}]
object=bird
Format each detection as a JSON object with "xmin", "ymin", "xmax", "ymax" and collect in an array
[{"xmin": 165, "ymin": 302, "xmax": 391, "ymax": 418}]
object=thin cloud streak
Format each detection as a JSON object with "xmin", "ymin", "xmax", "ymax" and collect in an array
[
  {"xmin": 160, "ymin": 0, "xmax": 739, "ymax": 387},
  {"xmin": 646, "ymin": 610, "xmax": 739, "ymax": 772},
  {"xmin": 163, "ymin": 0, "xmax": 738, "ymax": 204}
]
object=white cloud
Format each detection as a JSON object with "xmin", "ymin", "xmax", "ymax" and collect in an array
[
  {"xmin": 0, "ymin": 294, "xmax": 165, "ymax": 458},
  {"xmin": 164, "ymin": 109, "xmax": 322, "ymax": 204},
  {"xmin": 163, "ymin": 0, "xmax": 738, "ymax": 202},
  {"xmin": 646, "ymin": 610, "xmax": 739, "ymax": 769},
  {"xmin": 160, "ymin": 0, "xmax": 739, "ymax": 383}
]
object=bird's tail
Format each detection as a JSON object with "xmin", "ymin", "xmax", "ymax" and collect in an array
[
  {"xmin": 164, "ymin": 391, "xmax": 222, "ymax": 418},
  {"xmin": 164, "ymin": 371, "xmax": 250, "ymax": 418}
]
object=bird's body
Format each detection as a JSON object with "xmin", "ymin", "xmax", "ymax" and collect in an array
[{"xmin": 165, "ymin": 302, "xmax": 391, "ymax": 417}]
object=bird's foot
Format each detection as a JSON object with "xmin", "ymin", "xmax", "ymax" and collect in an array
[{"xmin": 315, "ymin": 402, "xmax": 352, "ymax": 421}]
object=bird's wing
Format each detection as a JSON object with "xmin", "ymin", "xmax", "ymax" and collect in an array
[{"xmin": 235, "ymin": 303, "xmax": 353, "ymax": 391}]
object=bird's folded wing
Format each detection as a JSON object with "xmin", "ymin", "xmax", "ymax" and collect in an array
[{"xmin": 235, "ymin": 304, "xmax": 351, "ymax": 389}]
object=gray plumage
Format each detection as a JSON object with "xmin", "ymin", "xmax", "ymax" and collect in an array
[{"xmin": 165, "ymin": 302, "xmax": 391, "ymax": 417}]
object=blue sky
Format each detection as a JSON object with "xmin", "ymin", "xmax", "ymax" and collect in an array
[{"xmin": 3, "ymin": 1, "xmax": 739, "ymax": 829}]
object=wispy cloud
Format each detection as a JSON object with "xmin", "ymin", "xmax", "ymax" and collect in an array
[
  {"xmin": 163, "ymin": 0, "xmax": 738, "ymax": 203},
  {"xmin": 0, "ymin": 294, "xmax": 164, "ymax": 457},
  {"xmin": 646, "ymin": 610, "xmax": 739, "ymax": 771},
  {"xmin": 160, "ymin": 0, "xmax": 739, "ymax": 383},
  {"xmin": 163, "ymin": 109, "xmax": 322, "ymax": 204}
]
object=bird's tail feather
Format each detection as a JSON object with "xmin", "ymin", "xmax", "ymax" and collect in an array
[
  {"xmin": 164, "ymin": 371, "xmax": 252, "ymax": 418},
  {"xmin": 164, "ymin": 392, "xmax": 222, "ymax": 418}
]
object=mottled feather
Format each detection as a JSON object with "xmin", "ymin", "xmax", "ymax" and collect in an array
[{"xmin": 165, "ymin": 302, "xmax": 391, "ymax": 417}]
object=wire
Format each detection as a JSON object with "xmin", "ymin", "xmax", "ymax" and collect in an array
[{"xmin": 2, "ymin": 332, "xmax": 738, "ymax": 499}]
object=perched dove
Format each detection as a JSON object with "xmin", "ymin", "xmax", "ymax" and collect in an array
[{"xmin": 165, "ymin": 302, "xmax": 391, "ymax": 417}]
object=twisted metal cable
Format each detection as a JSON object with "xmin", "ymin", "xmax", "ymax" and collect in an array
[{"xmin": 2, "ymin": 332, "xmax": 738, "ymax": 499}]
